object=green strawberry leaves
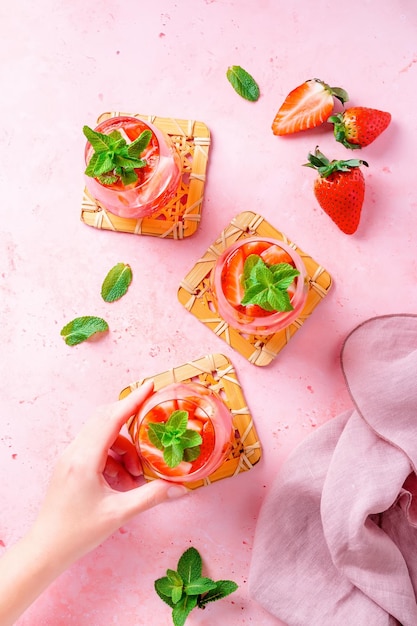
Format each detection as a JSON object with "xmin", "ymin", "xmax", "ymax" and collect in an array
[
  {"xmin": 148, "ymin": 410, "xmax": 202, "ymax": 468},
  {"xmin": 241, "ymin": 254, "xmax": 300, "ymax": 312},
  {"xmin": 155, "ymin": 547, "xmax": 238, "ymax": 626},
  {"xmin": 60, "ymin": 316, "xmax": 109, "ymax": 346},
  {"xmin": 101, "ymin": 263, "xmax": 132, "ymax": 302},
  {"xmin": 83, "ymin": 124, "xmax": 152, "ymax": 186},
  {"xmin": 226, "ymin": 65, "xmax": 260, "ymax": 102}
]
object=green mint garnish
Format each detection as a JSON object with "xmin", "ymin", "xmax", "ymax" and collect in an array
[
  {"xmin": 83, "ymin": 124, "xmax": 152, "ymax": 186},
  {"xmin": 147, "ymin": 410, "xmax": 202, "ymax": 469},
  {"xmin": 155, "ymin": 547, "xmax": 238, "ymax": 626},
  {"xmin": 101, "ymin": 262, "xmax": 133, "ymax": 302},
  {"xmin": 60, "ymin": 316, "xmax": 109, "ymax": 346},
  {"xmin": 241, "ymin": 254, "xmax": 300, "ymax": 312},
  {"xmin": 226, "ymin": 65, "xmax": 260, "ymax": 102}
]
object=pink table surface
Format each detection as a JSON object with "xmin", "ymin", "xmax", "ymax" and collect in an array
[{"xmin": 1, "ymin": 1, "xmax": 416, "ymax": 624}]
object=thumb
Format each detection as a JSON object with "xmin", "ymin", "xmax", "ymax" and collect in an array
[{"xmin": 114, "ymin": 480, "xmax": 189, "ymax": 522}]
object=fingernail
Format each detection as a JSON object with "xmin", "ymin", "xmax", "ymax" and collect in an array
[{"xmin": 167, "ymin": 485, "xmax": 189, "ymax": 499}]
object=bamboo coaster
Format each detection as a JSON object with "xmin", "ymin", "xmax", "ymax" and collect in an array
[
  {"xmin": 121, "ymin": 353, "xmax": 261, "ymax": 490},
  {"xmin": 80, "ymin": 111, "xmax": 210, "ymax": 239},
  {"xmin": 177, "ymin": 211, "xmax": 332, "ymax": 366}
]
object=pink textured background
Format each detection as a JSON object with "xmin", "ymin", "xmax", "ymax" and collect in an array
[{"xmin": 1, "ymin": 1, "xmax": 416, "ymax": 624}]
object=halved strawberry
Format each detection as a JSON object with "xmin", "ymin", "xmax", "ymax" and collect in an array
[
  {"xmin": 260, "ymin": 244, "xmax": 294, "ymax": 266},
  {"xmin": 221, "ymin": 248, "xmax": 245, "ymax": 306},
  {"xmin": 272, "ymin": 78, "xmax": 348, "ymax": 136},
  {"xmin": 328, "ymin": 106, "xmax": 391, "ymax": 149}
]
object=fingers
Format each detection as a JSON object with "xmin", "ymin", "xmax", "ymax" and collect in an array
[
  {"xmin": 114, "ymin": 480, "xmax": 189, "ymax": 522},
  {"xmin": 103, "ymin": 456, "xmax": 141, "ymax": 492},
  {"xmin": 111, "ymin": 434, "xmax": 142, "ymax": 477},
  {"xmin": 78, "ymin": 381, "xmax": 155, "ymax": 462}
]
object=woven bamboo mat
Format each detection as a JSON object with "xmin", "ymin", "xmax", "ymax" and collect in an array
[
  {"xmin": 121, "ymin": 353, "xmax": 261, "ymax": 490},
  {"xmin": 80, "ymin": 111, "xmax": 210, "ymax": 239},
  {"xmin": 177, "ymin": 212, "xmax": 333, "ymax": 366}
]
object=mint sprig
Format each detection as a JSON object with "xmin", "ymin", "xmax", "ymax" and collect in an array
[
  {"xmin": 147, "ymin": 410, "xmax": 202, "ymax": 468},
  {"xmin": 155, "ymin": 547, "xmax": 238, "ymax": 626},
  {"xmin": 83, "ymin": 124, "xmax": 152, "ymax": 186},
  {"xmin": 241, "ymin": 254, "xmax": 300, "ymax": 312}
]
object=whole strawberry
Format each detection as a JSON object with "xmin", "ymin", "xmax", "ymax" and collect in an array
[
  {"xmin": 328, "ymin": 107, "xmax": 391, "ymax": 149},
  {"xmin": 304, "ymin": 147, "xmax": 368, "ymax": 234}
]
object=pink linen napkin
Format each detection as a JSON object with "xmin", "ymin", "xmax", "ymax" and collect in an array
[{"xmin": 249, "ymin": 314, "xmax": 417, "ymax": 626}]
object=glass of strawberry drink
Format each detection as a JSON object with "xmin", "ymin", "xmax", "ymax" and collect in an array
[
  {"xmin": 134, "ymin": 382, "xmax": 233, "ymax": 483},
  {"xmin": 211, "ymin": 237, "xmax": 308, "ymax": 335},
  {"xmin": 83, "ymin": 116, "xmax": 181, "ymax": 219}
]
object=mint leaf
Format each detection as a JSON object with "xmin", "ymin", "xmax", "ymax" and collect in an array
[
  {"xmin": 155, "ymin": 578, "xmax": 176, "ymax": 608},
  {"xmin": 185, "ymin": 577, "xmax": 217, "ymax": 596},
  {"xmin": 164, "ymin": 442, "xmax": 185, "ymax": 468},
  {"xmin": 226, "ymin": 65, "xmax": 260, "ymax": 102},
  {"xmin": 147, "ymin": 423, "xmax": 166, "ymax": 450},
  {"xmin": 198, "ymin": 580, "xmax": 239, "ymax": 607},
  {"xmin": 177, "ymin": 547, "xmax": 202, "ymax": 584},
  {"xmin": 243, "ymin": 254, "xmax": 261, "ymax": 280},
  {"xmin": 101, "ymin": 262, "xmax": 133, "ymax": 302},
  {"xmin": 128, "ymin": 130, "xmax": 152, "ymax": 158},
  {"xmin": 172, "ymin": 595, "xmax": 197, "ymax": 626},
  {"xmin": 82, "ymin": 125, "xmax": 114, "ymax": 152},
  {"xmin": 166, "ymin": 410, "xmax": 188, "ymax": 434},
  {"xmin": 179, "ymin": 430, "xmax": 203, "ymax": 449},
  {"xmin": 119, "ymin": 168, "xmax": 138, "ymax": 186},
  {"xmin": 167, "ymin": 569, "xmax": 184, "ymax": 587},
  {"xmin": 172, "ymin": 586, "xmax": 184, "ymax": 605},
  {"xmin": 183, "ymin": 446, "xmax": 201, "ymax": 462},
  {"xmin": 241, "ymin": 256, "xmax": 299, "ymax": 312},
  {"xmin": 60, "ymin": 316, "xmax": 109, "ymax": 346}
]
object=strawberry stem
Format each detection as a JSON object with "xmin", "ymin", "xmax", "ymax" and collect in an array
[
  {"xmin": 327, "ymin": 113, "xmax": 360, "ymax": 149},
  {"xmin": 303, "ymin": 147, "xmax": 368, "ymax": 178},
  {"xmin": 312, "ymin": 79, "xmax": 349, "ymax": 105}
]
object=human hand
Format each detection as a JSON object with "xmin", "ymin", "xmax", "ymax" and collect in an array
[{"xmin": 30, "ymin": 381, "xmax": 188, "ymax": 569}]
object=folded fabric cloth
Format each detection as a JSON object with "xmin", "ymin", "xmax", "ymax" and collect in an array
[{"xmin": 249, "ymin": 314, "xmax": 417, "ymax": 626}]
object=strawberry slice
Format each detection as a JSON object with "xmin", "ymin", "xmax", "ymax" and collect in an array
[
  {"xmin": 241, "ymin": 241, "xmax": 270, "ymax": 257},
  {"xmin": 260, "ymin": 244, "xmax": 294, "ymax": 267},
  {"xmin": 221, "ymin": 248, "xmax": 245, "ymax": 307},
  {"xmin": 272, "ymin": 78, "xmax": 348, "ymax": 135}
]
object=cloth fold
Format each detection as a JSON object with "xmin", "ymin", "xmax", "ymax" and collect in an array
[{"xmin": 249, "ymin": 314, "xmax": 417, "ymax": 626}]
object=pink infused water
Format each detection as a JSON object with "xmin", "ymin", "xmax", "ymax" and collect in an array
[{"xmin": 84, "ymin": 116, "xmax": 181, "ymax": 219}]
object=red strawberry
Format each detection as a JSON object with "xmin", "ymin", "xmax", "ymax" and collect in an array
[
  {"xmin": 328, "ymin": 106, "xmax": 391, "ymax": 149},
  {"xmin": 221, "ymin": 248, "xmax": 245, "ymax": 306},
  {"xmin": 304, "ymin": 147, "xmax": 368, "ymax": 235},
  {"xmin": 260, "ymin": 244, "xmax": 294, "ymax": 267},
  {"xmin": 272, "ymin": 78, "xmax": 349, "ymax": 136}
]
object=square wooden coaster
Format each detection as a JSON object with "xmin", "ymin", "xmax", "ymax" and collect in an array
[
  {"xmin": 80, "ymin": 111, "xmax": 210, "ymax": 239},
  {"xmin": 121, "ymin": 353, "xmax": 261, "ymax": 490},
  {"xmin": 177, "ymin": 211, "xmax": 332, "ymax": 366}
]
